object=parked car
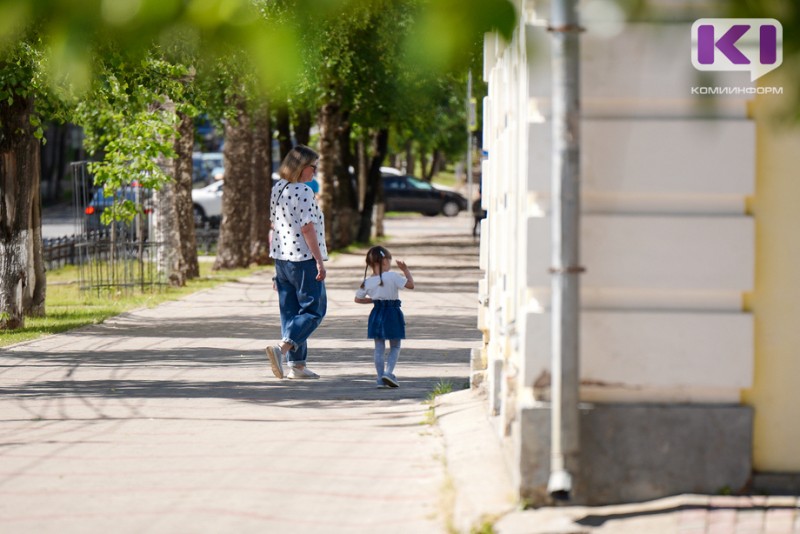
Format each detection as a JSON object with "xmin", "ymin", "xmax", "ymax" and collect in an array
[
  {"xmin": 382, "ymin": 174, "xmax": 468, "ymax": 217},
  {"xmin": 84, "ymin": 185, "xmax": 153, "ymax": 238},
  {"xmin": 192, "ymin": 180, "xmax": 224, "ymax": 227},
  {"xmin": 193, "ymin": 172, "xmax": 465, "ymax": 227},
  {"xmin": 192, "ymin": 152, "xmax": 223, "ymax": 185},
  {"xmin": 380, "ymin": 166, "xmax": 403, "ymax": 176},
  {"xmin": 193, "ymin": 173, "xmax": 313, "ymax": 227}
]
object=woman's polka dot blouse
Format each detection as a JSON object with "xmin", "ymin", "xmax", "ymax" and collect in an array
[{"xmin": 269, "ymin": 180, "xmax": 329, "ymax": 262}]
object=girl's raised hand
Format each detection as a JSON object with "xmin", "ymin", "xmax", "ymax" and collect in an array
[{"xmin": 397, "ymin": 259, "xmax": 415, "ymax": 289}]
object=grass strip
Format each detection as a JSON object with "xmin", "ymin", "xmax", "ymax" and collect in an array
[{"xmin": 0, "ymin": 262, "xmax": 269, "ymax": 348}]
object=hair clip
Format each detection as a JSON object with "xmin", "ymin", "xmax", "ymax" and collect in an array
[{"xmin": 379, "ymin": 250, "xmax": 385, "ymax": 257}]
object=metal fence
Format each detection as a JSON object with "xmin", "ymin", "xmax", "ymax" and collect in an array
[
  {"xmin": 195, "ymin": 227, "xmax": 219, "ymax": 256},
  {"xmin": 75, "ymin": 236, "xmax": 167, "ymax": 296},
  {"xmin": 43, "ymin": 229, "xmax": 219, "ymax": 276},
  {"xmin": 42, "ymin": 163, "xmax": 219, "ymax": 290},
  {"xmin": 43, "ymin": 236, "xmax": 78, "ymax": 270},
  {"xmin": 69, "ymin": 162, "xmax": 166, "ymax": 295}
]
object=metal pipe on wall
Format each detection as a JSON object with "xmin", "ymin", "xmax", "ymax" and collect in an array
[
  {"xmin": 467, "ymin": 70, "xmax": 474, "ymax": 219},
  {"xmin": 547, "ymin": 0, "xmax": 583, "ymax": 501}
]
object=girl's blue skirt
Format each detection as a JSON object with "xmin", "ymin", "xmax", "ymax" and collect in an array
[{"xmin": 367, "ymin": 300, "xmax": 406, "ymax": 340}]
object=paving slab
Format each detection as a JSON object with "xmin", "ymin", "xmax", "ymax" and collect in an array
[
  {"xmin": 6, "ymin": 214, "xmax": 799, "ymax": 534},
  {"xmin": 0, "ymin": 216, "xmax": 483, "ymax": 534}
]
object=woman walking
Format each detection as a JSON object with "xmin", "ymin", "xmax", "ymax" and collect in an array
[{"xmin": 266, "ymin": 145, "xmax": 328, "ymax": 380}]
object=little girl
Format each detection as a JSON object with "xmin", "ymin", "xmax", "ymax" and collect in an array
[{"xmin": 354, "ymin": 246, "xmax": 415, "ymax": 388}]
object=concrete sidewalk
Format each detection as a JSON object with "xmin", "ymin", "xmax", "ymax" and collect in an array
[
  {"xmin": 0, "ymin": 215, "xmax": 512, "ymax": 533},
  {"xmin": 4, "ymin": 215, "xmax": 798, "ymax": 533}
]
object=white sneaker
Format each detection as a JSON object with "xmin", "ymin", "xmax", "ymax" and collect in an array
[
  {"xmin": 265, "ymin": 346, "xmax": 284, "ymax": 379},
  {"xmin": 287, "ymin": 367, "xmax": 320, "ymax": 380}
]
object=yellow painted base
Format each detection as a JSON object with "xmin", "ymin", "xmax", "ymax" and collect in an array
[{"xmin": 742, "ymin": 70, "xmax": 800, "ymax": 472}]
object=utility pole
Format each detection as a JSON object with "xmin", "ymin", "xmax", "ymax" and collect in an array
[{"xmin": 547, "ymin": 0, "xmax": 583, "ymax": 501}]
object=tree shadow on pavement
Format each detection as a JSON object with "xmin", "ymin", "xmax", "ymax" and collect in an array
[
  {"xmin": 313, "ymin": 314, "xmax": 482, "ymax": 343},
  {"xmin": 0, "ymin": 312, "xmax": 482, "ymax": 345},
  {"xmin": 0, "ymin": 373, "xmax": 469, "ymax": 406},
  {"xmin": 576, "ymin": 502, "xmax": 798, "ymax": 528},
  {"xmin": 1, "ymin": 343, "xmax": 473, "ymax": 367},
  {"xmin": 0, "ymin": 342, "xmax": 472, "ymax": 407}
]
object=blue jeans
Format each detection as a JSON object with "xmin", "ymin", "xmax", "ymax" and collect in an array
[{"xmin": 274, "ymin": 259, "xmax": 327, "ymax": 366}]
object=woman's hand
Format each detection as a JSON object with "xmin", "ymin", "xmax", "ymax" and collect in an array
[
  {"xmin": 300, "ymin": 222, "xmax": 326, "ymax": 281},
  {"xmin": 316, "ymin": 261, "xmax": 326, "ymax": 281}
]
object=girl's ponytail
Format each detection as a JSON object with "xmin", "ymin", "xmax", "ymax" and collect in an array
[
  {"xmin": 364, "ymin": 245, "xmax": 390, "ymax": 286},
  {"xmin": 377, "ymin": 249, "xmax": 385, "ymax": 286}
]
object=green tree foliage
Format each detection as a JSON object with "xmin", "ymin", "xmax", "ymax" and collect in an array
[
  {"xmin": 0, "ymin": 0, "xmax": 517, "ymax": 319},
  {"xmin": 403, "ymin": 0, "xmax": 515, "ymax": 73},
  {"xmin": 392, "ymin": 71, "xmax": 470, "ymax": 175},
  {"xmin": 276, "ymin": 0, "xmax": 514, "ymax": 245},
  {"xmin": 728, "ymin": 0, "xmax": 799, "ymax": 56},
  {"xmin": 74, "ymin": 51, "xmax": 192, "ymax": 225},
  {"xmin": 0, "ymin": 36, "xmax": 51, "ymax": 141},
  {"xmin": 0, "ymin": 0, "xmax": 301, "ymax": 98},
  {"xmin": 728, "ymin": 0, "xmax": 800, "ymax": 119}
]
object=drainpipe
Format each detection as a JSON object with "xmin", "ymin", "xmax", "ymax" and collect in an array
[
  {"xmin": 467, "ymin": 70, "xmax": 474, "ymax": 220},
  {"xmin": 547, "ymin": 0, "xmax": 582, "ymax": 501}
]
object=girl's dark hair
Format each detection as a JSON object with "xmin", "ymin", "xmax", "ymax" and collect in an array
[{"xmin": 361, "ymin": 246, "xmax": 391, "ymax": 287}]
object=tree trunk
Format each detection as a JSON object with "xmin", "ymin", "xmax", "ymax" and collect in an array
[
  {"xmin": 174, "ymin": 111, "xmax": 199, "ymax": 279},
  {"xmin": 375, "ymin": 201, "xmax": 385, "ymax": 238},
  {"xmin": 250, "ymin": 102, "xmax": 272, "ymax": 265},
  {"xmin": 405, "ymin": 139, "xmax": 414, "ymax": 175},
  {"xmin": 294, "ymin": 108, "xmax": 312, "ymax": 147},
  {"xmin": 154, "ymin": 180, "xmax": 185, "ymax": 287},
  {"xmin": 422, "ymin": 149, "xmax": 442, "ymax": 181},
  {"xmin": 318, "ymin": 100, "xmax": 339, "ymax": 248},
  {"xmin": 356, "ymin": 137, "xmax": 367, "ymax": 211},
  {"xmin": 276, "ymin": 102, "xmax": 292, "ymax": 161},
  {"xmin": 214, "ymin": 96, "xmax": 253, "ymax": 270},
  {"xmin": 40, "ymin": 123, "xmax": 67, "ymax": 204},
  {"xmin": 152, "ymin": 100, "xmax": 185, "ymax": 288},
  {"xmin": 333, "ymin": 119, "xmax": 358, "ymax": 249},
  {"xmin": 419, "ymin": 147, "xmax": 429, "ymax": 181},
  {"xmin": 0, "ymin": 93, "xmax": 44, "ymax": 329},
  {"xmin": 429, "ymin": 149, "xmax": 443, "ymax": 179},
  {"xmin": 23, "ymin": 180, "xmax": 46, "ymax": 316},
  {"xmin": 356, "ymin": 128, "xmax": 389, "ymax": 243}
]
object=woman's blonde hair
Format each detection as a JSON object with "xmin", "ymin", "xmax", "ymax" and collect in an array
[{"xmin": 278, "ymin": 145, "xmax": 319, "ymax": 183}]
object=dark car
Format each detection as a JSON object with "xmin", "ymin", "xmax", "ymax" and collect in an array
[
  {"xmin": 382, "ymin": 174, "xmax": 468, "ymax": 217},
  {"xmin": 84, "ymin": 185, "xmax": 152, "ymax": 238}
]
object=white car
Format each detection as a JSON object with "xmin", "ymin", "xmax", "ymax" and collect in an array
[
  {"xmin": 192, "ymin": 152, "xmax": 223, "ymax": 184},
  {"xmin": 380, "ymin": 166, "xmax": 403, "ymax": 175},
  {"xmin": 192, "ymin": 173, "xmax": 284, "ymax": 228},
  {"xmin": 192, "ymin": 180, "xmax": 223, "ymax": 227}
]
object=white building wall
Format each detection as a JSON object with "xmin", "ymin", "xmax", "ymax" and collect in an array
[{"xmin": 479, "ymin": 0, "xmax": 754, "ymax": 428}]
